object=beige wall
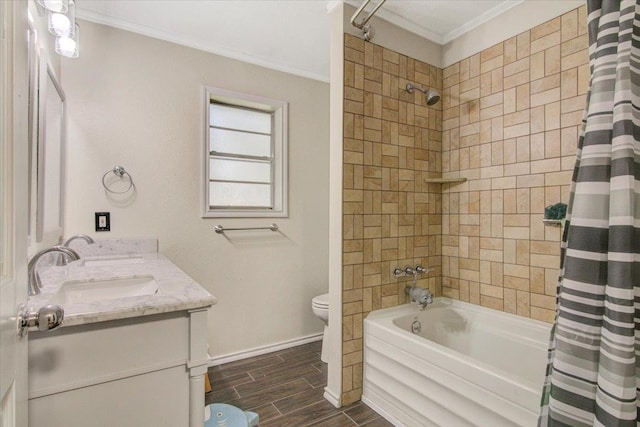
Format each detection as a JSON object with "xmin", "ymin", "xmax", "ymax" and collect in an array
[
  {"xmin": 441, "ymin": 6, "xmax": 588, "ymax": 322},
  {"xmin": 341, "ymin": 33, "xmax": 443, "ymax": 405},
  {"xmin": 62, "ymin": 20, "xmax": 330, "ymax": 358}
]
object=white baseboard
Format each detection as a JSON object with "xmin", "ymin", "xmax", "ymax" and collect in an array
[
  {"xmin": 361, "ymin": 395, "xmax": 403, "ymax": 427},
  {"xmin": 208, "ymin": 333, "xmax": 323, "ymax": 366},
  {"xmin": 323, "ymin": 387, "xmax": 341, "ymax": 408}
]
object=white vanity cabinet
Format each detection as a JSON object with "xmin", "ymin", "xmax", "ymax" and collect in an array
[{"xmin": 28, "ymin": 307, "xmax": 210, "ymax": 427}]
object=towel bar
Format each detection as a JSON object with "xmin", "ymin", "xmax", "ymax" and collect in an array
[{"xmin": 214, "ymin": 224, "xmax": 278, "ymax": 234}]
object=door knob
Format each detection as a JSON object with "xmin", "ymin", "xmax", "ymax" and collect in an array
[{"xmin": 17, "ymin": 304, "xmax": 64, "ymax": 338}]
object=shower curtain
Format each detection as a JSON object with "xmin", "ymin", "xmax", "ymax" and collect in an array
[{"xmin": 538, "ymin": 1, "xmax": 640, "ymax": 426}]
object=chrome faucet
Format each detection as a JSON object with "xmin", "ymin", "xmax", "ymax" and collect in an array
[
  {"xmin": 56, "ymin": 235, "xmax": 94, "ymax": 266},
  {"xmin": 28, "ymin": 246, "xmax": 80, "ymax": 296},
  {"xmin": 63, "ymin": 234, "xmax": 94, "ymax": 247},
  {"xmin": 407, "ymin": 286, "xmax": 433, "ymax": 309},
  {"xmin": 395, "ymin": 264, "xmax": 433, "ymax": 309}
]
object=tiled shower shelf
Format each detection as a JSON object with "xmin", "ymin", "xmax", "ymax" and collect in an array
[
  {"xmin": 423, "ymin": 177, "xmax": 468, "ymax": 184},
  {"xmin": 542, "ymin": 219, "xmax": 564, "ymax": 227}
]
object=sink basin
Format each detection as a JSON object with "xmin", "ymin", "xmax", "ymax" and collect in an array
[
  {"xmin": 81, "ymin": 255, "xmax": 144, "ymax": 267},
  {"xmin": 51, "ymin": 276, "xmax": 159, "ymax": 304}
]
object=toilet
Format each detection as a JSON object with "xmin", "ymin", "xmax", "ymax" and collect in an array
[{"xmin": 311, "ymin": 293, "xmax": 329, "ymax": 363}]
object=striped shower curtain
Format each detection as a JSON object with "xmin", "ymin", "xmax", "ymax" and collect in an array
[{"xmin": 538, "ymin": 1, "xmax": 640, "ymax": 426}]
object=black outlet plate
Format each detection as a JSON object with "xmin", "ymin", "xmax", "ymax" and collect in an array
[{"xmin": 95, "ymin": 212, "xmax": 110, "ymax": 232}]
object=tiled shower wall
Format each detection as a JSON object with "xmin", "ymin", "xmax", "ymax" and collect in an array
[
  {"xmin": 341, "ymin": 34, "xmax": 443, "ymax": 404},
  {"xmin": 341, "ymin": 6, "xmax": 589, "ymax": 405},
  {"xmin": 440, "ymin": 6, "xmax": 588, "ymax": 323}
]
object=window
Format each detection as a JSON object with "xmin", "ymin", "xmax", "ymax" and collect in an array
[{"xmin": 203, "ymin": 87, "xmax": 288, "ymax": 217}]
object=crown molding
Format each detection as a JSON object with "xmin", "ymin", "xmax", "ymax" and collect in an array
[
  {"xmin": 443, "ymin": 0, "xmax": 526, "ymax": 44},
  {"xmin": 76, "ymin": 10, "xmax": 330, "ymax": 83},
  {"xmin": 371, "ymin": 7, "xmax": 444, "ymax": 44},
  {"xmin": 343, "ymin": 1, "xmax": 527, "ymax": 46}
]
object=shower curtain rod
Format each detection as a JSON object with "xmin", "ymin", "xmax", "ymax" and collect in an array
[{"xmin": 350, "ymin": 0, "xmax": 387, "ymax": 40}]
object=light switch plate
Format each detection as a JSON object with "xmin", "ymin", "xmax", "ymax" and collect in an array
[{"xmin": 95, "ymin": 212, "xmax": 110, "ymax": 232}]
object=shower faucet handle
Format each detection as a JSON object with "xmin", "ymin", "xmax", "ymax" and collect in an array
[
  {"xmin": 393, "ymin": 267, "xmax": 404, "ymax": 278},
  {"xmin": 415, "ymin": 265, "xmax": 430, "ymax": 274}
]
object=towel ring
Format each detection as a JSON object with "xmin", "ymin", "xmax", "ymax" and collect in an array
[{"xmin": 102, "ymin": 165, "xmax": 134, "ymax": 194}]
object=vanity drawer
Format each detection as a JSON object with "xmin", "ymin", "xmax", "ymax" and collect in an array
[
  {"xmin": 29, "ymin": 365, "xmax": 189, "ymax": 427},
  {"xmin": 28, "ymin": 311, "xmax": 190, "ymax": 398}
]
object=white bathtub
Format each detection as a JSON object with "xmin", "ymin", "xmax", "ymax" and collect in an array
[{"xmin": 362, "ymin": 298, "xmax": 552, "ymax": 427}]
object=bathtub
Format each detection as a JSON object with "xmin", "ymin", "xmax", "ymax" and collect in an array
[{"xmin": 362, "ymin": 298, "xmax": 552, "ymax": 427}]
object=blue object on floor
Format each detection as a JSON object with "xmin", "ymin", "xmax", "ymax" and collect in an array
[{"xmin": 204, "ymin": 403, "xmax": 259, "ymax": 427}]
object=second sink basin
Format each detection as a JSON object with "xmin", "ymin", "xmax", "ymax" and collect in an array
[{"xmin": 51, "ymin": 276, "xmax": 159, "ymax": 304}]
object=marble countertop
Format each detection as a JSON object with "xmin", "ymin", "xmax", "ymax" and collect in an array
[{"xmin": 29, "ymin": 252, "xmax": 217, "ymax": 328}]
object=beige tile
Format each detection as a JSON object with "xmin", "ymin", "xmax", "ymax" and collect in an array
[
  {"xmin": 561, "ymin": 34, "xmax": 588, "ymax": 58},
  {"xmin": 545, "ymin": 130, "xmax": 561, "ymax": 158},
  {"xmin": 531, "ymin": 88, "xmax": 560, "ymax": 108},
  {"xmin": 504, "ymin": 188, "xmax": 516, "ymax": 214},
  {"xmin": 577, "ymin": 63, "xmax": 589, "ymax": 95},
  {"xmin": 561, "ymin": 9, "xmax": 578, "ymax": 42},
  {"xmin": 531, "ymin": 253, "xmax": 560, "ymax": 269},
  {"xmin": 516, "ymin": 291, "xmax": 531, "ymax": 317},
  {"xmin": 504, "ymin": 226, "xmax": 530, "ymax": 239},
  {"xmin": 530, "ymin": 133, "xmax": 546, "ymax": 160},
  {"xmin": 531, "ymin": 307, "xmax": 555, "ymax": 323},
  {"xmin": 545, "ymin": 45, "xmax": 561, "ymax": 76},
  {"xmin": 491, "ymin": 261, "xmax": 503, "ymax": 286},
  {"xmin": 530, "ymin": 106, "xmax": 545, "ymax": 134},
  {"xmin": 531, "ymin": 293, "xmax": 556, "ymax": 310},
  {"xmin": 504, "ymin": 139, "xmax": 516, "ymax": 164},
  {"xmin": 504, "ymin": 263, "xmax": 529, "ymax": 279},
  {"xmin": 469, "ymin": 53, "xmax": 481, "ymax": 78},
  {"xmin": 505, "ymin": 57, "xmax": 530, "ymax": 77},
  {"xmin": 505, "ymin": 70, "xmax": 530, "ymax": 90},
  {"xmin": 504, "ymin": 88, "xmax": 516, "ymax": 114},
  {"xmin": 561, "ymin": 110, "xmax": 584, "ymax": 128},
  {"xmin": 516, "ymin": 136, "xmax": 530, "ymax": 163},
  {"xmin": 561, "ymin": 95, "xmax": 587, "ymax": 114},
  {"xmin": 545, "ymin": 102, "xmax": 561, "ymax": 131},
  {"xmin": 516, "ymin": 84, "xmax": 530, "ymax": 111},
  {"xmin": 517, "ymin": 31, "xmax": 531, "ymax": 60},
  {"xmin": 481, "ymin": 42, "xmax": 504, "ymax": 62},
  {"xmin": 561, "ymin": 68, "xmax": 578, "ymax": 100},
  {"xmin": 504, "ymin": 162, "xmax": 530, "ymax": 177},
  {"xmin": 481, "ymin": 55, "xmax": 504, "ymax": 74},
  {"xmin": 532, "ymin": 17, "xmax": 561, "ymax": 41},
  {"xmin": 561, "ymin": 126, "xmax": 578, "ymax": 157},
  {"xmin": 531, "ymin": 74, "xmax": 561, "ymax": 95},
  {"xmin": 504, "ymin": 36, "xmax": 517, "ymax": 64},
  {"xmin": 561, "ymin": 50, "xmax": 588, "ymax": 71},
  {"xmin": 531, "ymin": 32, "xmax": 561, "ymax": 55},
  {"xmin": 517, "ymin": 173, "xmax": 545, "ymax": 188},
  {"xmin": 505, "ymin": 123, "xmax": 530, "ymax": 140},
  {"xmin": 517, "ymin": 188, "xmax": 530, "ymax": 213},
  {"xmin": 481, "ymin": 295, "xmax": 504, "ymax": 311},
  {"xmin": 492, "ymin": 117, "xmax": 504, "ymax": 142},
  {"xmin": 530, "ymin": 51, "xmax": 545, "ymax": 81}
]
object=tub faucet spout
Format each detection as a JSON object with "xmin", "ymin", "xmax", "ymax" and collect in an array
[{"xmin": 407, "ymin": 286, "xmax": 433, "ymax": 310}]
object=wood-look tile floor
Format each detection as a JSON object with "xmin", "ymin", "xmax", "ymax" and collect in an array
[{"xmin": 205, "ymin": 341, "xmax": 393, "ymax": 427}]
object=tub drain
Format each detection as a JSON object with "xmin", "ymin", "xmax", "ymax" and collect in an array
[{"xmin": 411, "ymin": 320, "xmax": 421, "ymax": 334}]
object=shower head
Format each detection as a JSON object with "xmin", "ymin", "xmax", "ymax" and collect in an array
[
  {"xmin": 406, "ymin": 83, "xmax": 441, "ymax": 106},
  {"xmin": 424, "ymin": 89, "xmax": 440, "ymax": 106}
]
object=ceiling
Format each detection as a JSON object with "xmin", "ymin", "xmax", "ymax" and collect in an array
[{"xmin": 76, "ymin": 0, "xmax": 523, "ymax": 82}]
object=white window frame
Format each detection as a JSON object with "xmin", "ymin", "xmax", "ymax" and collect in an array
[{"xmin": 202, "ymin": 86, "xmax": 288, "ymax": 218}]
